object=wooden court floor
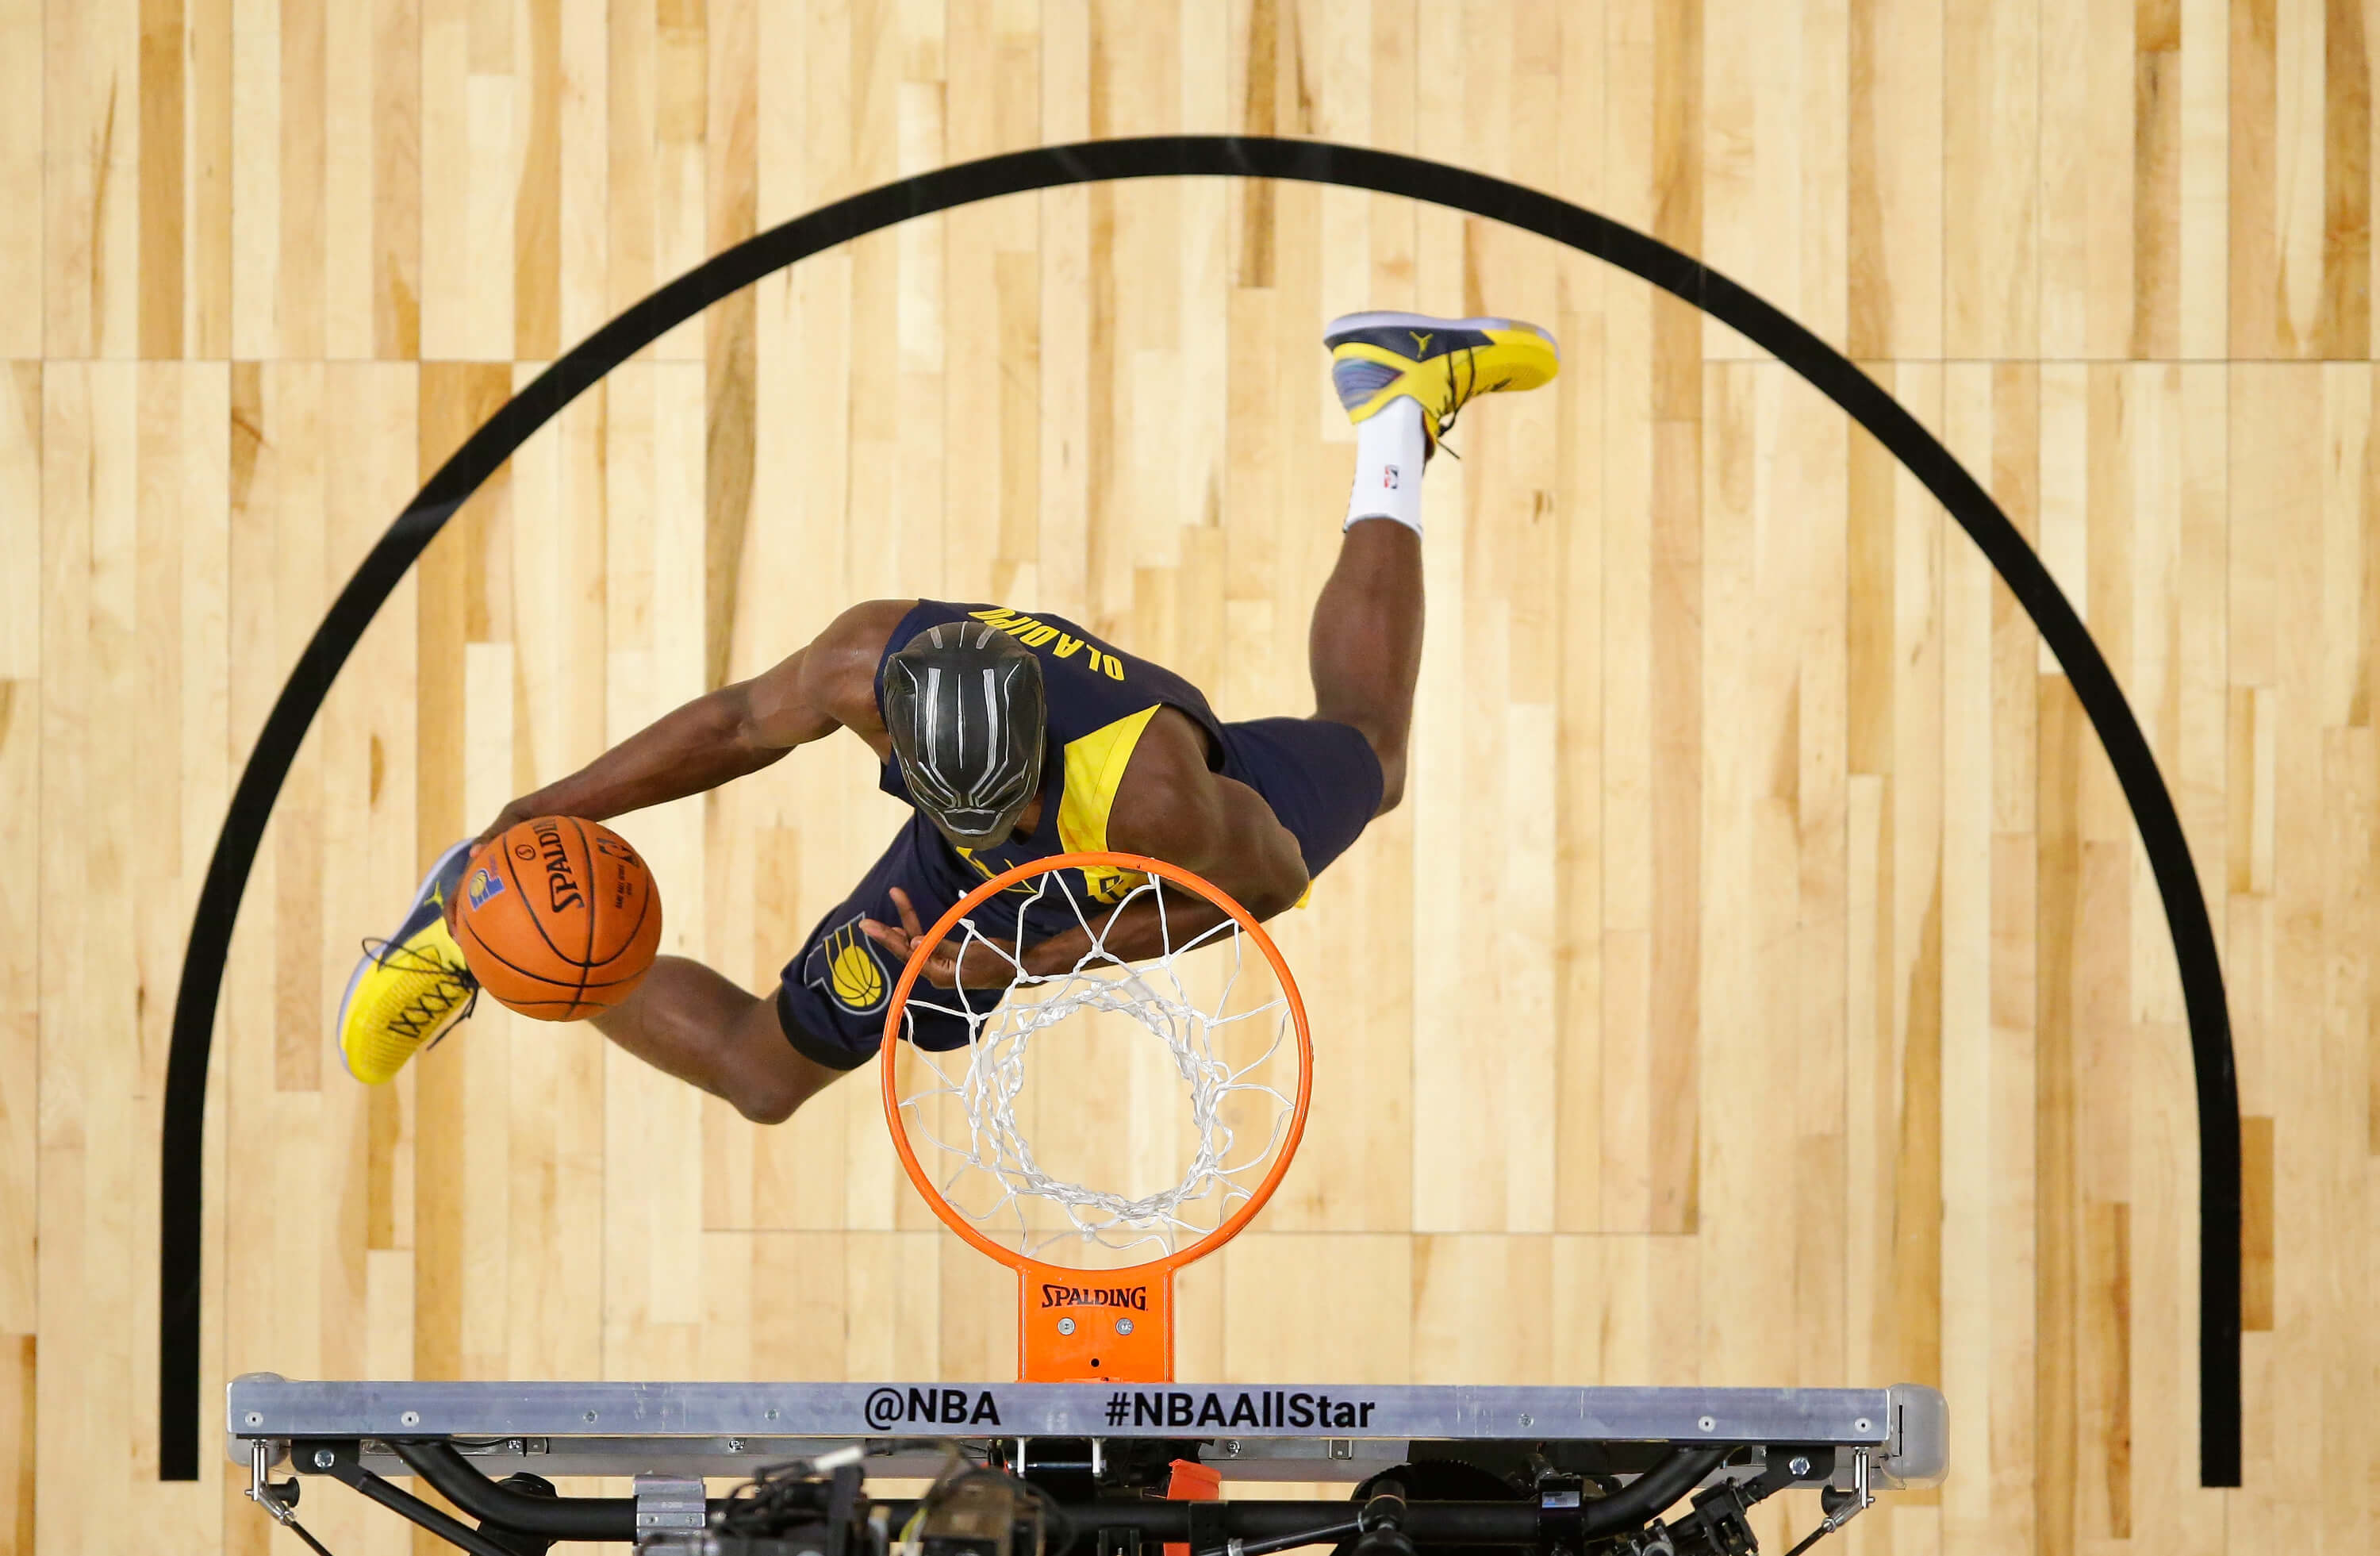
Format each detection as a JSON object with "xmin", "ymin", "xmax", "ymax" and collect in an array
[{"xmin": 4, "ymin": 0, "xmax": 2376, "ymax": 1552}]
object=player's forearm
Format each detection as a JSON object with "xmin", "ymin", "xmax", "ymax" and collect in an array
[
  {"xmin": 493, "ymin": 689, "xmax": 788, "ymax": 831},
  {"xmin": 1019, "ymin": 888, "xmax": 1237, "ymax": 978},
  {"xmin": 1019, "ymin": 854, "xmax": 1305, "ymax": 977}
]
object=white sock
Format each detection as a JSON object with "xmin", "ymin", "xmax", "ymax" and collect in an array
[{"xmin": 1343, "ymin": 397, "xmax": 1428, "ymax": 532}]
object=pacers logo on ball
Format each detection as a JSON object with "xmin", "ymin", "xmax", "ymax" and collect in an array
[
  {"xmin": 808, "ymin": 917, "xmax": 888, "ymax": 1014},
  {"xmin": 465, "ymin": 866, "xmax": 505, "ymax": 909}
]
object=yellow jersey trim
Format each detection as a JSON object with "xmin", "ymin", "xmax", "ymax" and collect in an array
[{"xmin": 1058, "ymin": 705, "xmax": 1162, "ymax": 853}]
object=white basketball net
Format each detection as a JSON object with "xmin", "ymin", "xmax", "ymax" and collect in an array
[{"xmin": 892, "ymin": 869, "xmax": 1299, "ymax": 1264}]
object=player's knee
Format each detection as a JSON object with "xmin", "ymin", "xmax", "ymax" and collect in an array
[
  {"xmin": 1342, "ymin": 720, "xmax": 1406, "ymax": 815},
  {"xmin": 729, "ymin": 1073, "xmax": 803, "ymax": 1126},
  {"xmin": 732, "ymin": 1001, "xmax": 846, "ymax": 1126},
  {"xmin": 735, "ymin": 1092, "xmax": 798, "ymax": 1126},
  {"xmin": 1319, "ymin": 709, "xmax": 1409, "ymax": 813}
]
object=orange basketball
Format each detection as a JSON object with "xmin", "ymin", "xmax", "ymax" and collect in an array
[{"xmin": 452, "ymin": 817, "xmax": 664, "ymax": 1020}]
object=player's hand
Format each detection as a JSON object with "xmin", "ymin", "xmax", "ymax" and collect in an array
[
  {"xmin": 473, "ymin": 800, "xmax": 537, "ymax": 853},
  {"xmin": 861, "ymin": 888, "xmax": 1015, "ymax": 990},
  {"xmin": 447, "ymin": 801, "xmax": 536, "ymax": 932}
]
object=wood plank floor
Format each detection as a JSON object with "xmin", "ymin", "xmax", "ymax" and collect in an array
[{"xmin": 3, "ymin": 1, "xmax": 2374, "ymax": 1552}]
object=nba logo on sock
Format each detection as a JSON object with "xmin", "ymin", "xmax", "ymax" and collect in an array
[
  {"xmin": 466, "ymin": 866, "xmax": 505, "ymax": 909},
  {"xmin": 1383, "ymin": 465, "xmax": 1400, "ymax": 489}
]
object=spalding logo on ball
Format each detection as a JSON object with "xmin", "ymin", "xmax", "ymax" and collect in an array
[{"xmin": 451, "ymin": 817, "xmax": 663, "ymax": 1020}]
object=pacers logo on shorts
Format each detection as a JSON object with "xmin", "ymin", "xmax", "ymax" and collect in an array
[
  {"xmin": 465, "ymin": 866, "xmax": 505, "ymax": 909},
  {"xmin": 808, "ymin": 916, "xmax": 888, "ymax": 1015}
]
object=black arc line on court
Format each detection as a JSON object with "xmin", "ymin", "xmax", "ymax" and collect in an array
[{"xmin": 159, "ymin": 135, "xmax": 2240, "ymax": 1487}]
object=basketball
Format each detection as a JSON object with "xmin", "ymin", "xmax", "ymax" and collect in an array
[{"xmin": 451, "ymin": 816, "xmax": 663, "ymax": 1020}]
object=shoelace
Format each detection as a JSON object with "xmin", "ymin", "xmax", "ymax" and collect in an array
[
  {"xmin": 1430, "ymin": 345, "xmax": 1512, "ymax": 459},
  {"xmin": 358, "ymin": 936, "xmax": 481, "ymax": 1044}
]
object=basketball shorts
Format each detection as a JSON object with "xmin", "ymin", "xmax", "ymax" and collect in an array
[{"xmin": 774, "ymin": 714, "xmax": 1384, "ymax": 1070}]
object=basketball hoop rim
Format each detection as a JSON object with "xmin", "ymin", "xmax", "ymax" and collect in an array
[{"xmin": 878, "ymin": 849, "xmax": 1314, "ymax": 1281}]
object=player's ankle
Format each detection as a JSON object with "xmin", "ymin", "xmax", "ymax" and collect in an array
[{"xmin": 1344, "ymin": 398, "xmax": 1427, "ymax": 532}]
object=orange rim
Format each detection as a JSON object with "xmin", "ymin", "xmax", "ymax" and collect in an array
[{"xmin": 878, "ymin": 850, "xmax": 1312, "ymax": 1281}]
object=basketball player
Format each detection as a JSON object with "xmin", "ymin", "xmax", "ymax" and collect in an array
[{"xmin": 336, "ymin": 313, "xmax": 1557, "ymax": 1121}]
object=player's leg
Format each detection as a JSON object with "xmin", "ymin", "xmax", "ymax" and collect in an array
[
  {"xmin": 587, "ymin": 960, "xmax": 842, "ymax": 1124},
  {"xmin": 1309, "ymin": 513, "xmax": 1425, "ymax": 812},
  {"xmin": 336, "ymin": 838, "xmax": 843, "ymax": 1116},
  {"xmin": 1312, "ymin": 311, "xmax": 1560, "ymax": 811},
  {"xmin": 338, "ymin": 820, "xmax": 971, "ymax": 1123},
  {"xmin": 593, "ymin": 820, "xmax": 977, "ymax": 1122}
]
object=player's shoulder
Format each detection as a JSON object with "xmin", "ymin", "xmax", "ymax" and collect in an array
[
  {"xmin": 1102, "ymin": 708, "xmax": 1226, "ymax": 857},
  {"xmin": 806, "ymin": 599, "xmax": 919, "ymax": 671},
  {"xmin": 819, "ymin": 598, "xmax": 920, "ymax": 650},
  {"xmin": 792, "ymin": 600, "xmax": 918, "ymax": 725}
]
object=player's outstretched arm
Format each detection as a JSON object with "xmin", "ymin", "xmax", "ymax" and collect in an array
[{"xmin": 468, "ymin": 599, "xmax": 911, "ymax": 846}]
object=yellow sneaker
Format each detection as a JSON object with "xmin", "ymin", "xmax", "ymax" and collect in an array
[
  {"xmin": 1324, "ymin": 310, "xmax": 1560, "ymax": 450},
  {"xmin": 336, "ymin": 840, "xmax": 481, "ymax": 1084}
]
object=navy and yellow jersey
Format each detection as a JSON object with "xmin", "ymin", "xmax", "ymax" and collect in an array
[
  {"xmin": 777, "ymin": 601, "xmax": 1387, "ymax": 1068},
  {"xmin": 873, "ymin": 599, "xmax": 1226, "ymax": 920}
]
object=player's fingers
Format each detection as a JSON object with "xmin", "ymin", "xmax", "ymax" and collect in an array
[
  {"xmin": 858, "ymin": 919, "xmax": 908, "ymax": 955},
  {"xmin": 889, "ymin": 887, "xmax": 927, "ymax": 938}
]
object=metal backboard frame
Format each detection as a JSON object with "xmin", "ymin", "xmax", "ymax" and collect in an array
[{"xmin": 228, "ymin": 1377, "xmax": 1948, "ymax": 1489}]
